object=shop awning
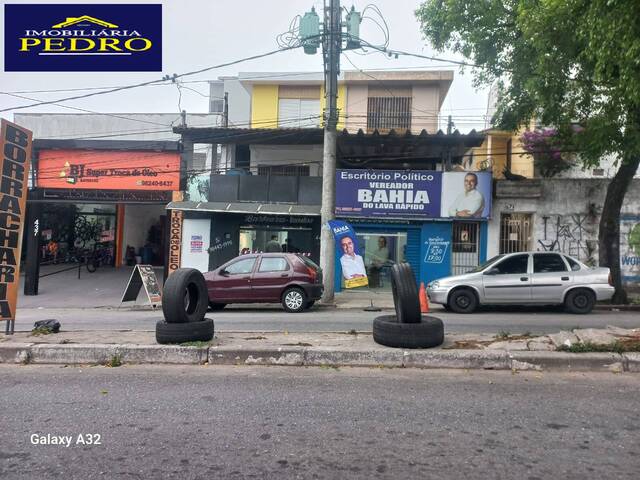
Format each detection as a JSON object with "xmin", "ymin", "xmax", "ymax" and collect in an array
[{"xmin": 166, "ymin": 201, "xmax": 321, "ymax": 216}]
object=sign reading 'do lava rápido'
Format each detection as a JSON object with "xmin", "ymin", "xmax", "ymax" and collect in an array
[
  {"xmin": 37, "ymin": 149, "xmax": 180, "ymax": 191},
  {"xmin": 0, "ymin": 120, "xmax": 32, "ymax": 322},
  {"xmin": 335, "ymin": 170, "xmax": 493, "ymax": 219},
  {"xmin": 4, "ymin": 4, "xmax": 162, "ymax": 72}
]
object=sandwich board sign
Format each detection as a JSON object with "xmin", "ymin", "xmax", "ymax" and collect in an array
[{"xmin": 121, "ymin": 265, "xmax": 162, "ymax": 307}]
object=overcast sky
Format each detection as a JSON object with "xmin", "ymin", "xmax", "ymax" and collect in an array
[{"xmin": 0, "ymin": 0, "xmax": 489, "ymax": 133}]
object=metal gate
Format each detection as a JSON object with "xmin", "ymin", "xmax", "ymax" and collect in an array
[
  {"xmin": 499, "ymin": 213, "xmax": 532, "ymax": 253},
  {"xmin": 451, "ymin": 222, "xmax": 480, "ymax": 275}
]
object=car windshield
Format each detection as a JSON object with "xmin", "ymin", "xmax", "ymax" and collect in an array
[{"xmin": 466, "ymin": 254, "xmax": 505, "ymax": 273}]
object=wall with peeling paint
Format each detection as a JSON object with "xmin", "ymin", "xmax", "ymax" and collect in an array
[{"xmin": 487, "ymin": 179, "xmax": 640, "ymax": 291}]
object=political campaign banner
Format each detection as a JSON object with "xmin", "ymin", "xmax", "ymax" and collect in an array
[
  {"xmin": 328, "ymin": 219, "xmax": 368, "ymax": 289},
  {"xmin": 335, "ymin": 170, "xmax": 442, "ymax": 218}
]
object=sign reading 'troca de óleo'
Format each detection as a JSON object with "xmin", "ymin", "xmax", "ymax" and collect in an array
[
  {"xmin": 0, "ymin": 119, "xmax": 32, "ymax": 322},
  {"xmin": 37, "ymin": 149, "xmax": 180, "ymax": 191}
]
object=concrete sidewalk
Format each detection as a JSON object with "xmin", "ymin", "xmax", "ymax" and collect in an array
[{"xmin": 1, "ymin": 325, "xmax": 638, "ymax": 373}]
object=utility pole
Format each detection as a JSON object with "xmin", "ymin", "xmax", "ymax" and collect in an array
[
  {"xmin": 445, "ymin": 115, "xmax": 454, "ymax": 171},
  {"xmin": 319, "ymin": 0, "xmax": 340, "ymax": 303},
  {"xmin": 223, "ymin": 92, "xmax": 229, "ymax": 128}
]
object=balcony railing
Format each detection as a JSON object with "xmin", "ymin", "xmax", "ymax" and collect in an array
[{"xmin": 186, "ymin": 174, "xmax": 322, "ymax": 205}]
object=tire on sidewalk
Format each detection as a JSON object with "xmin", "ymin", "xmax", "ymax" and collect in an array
[
  {"xmin": 372, "ymin": 314, "xmax": 444, "ymax": 349},
  {"xmin": 155, "ymin": 318, "xmax": 214, "ymax": 344},
  {"xmin": 162, "ymin": 268, "xmax": 209, "ymax": 323},
  {"xmin": 390, "ymin": 263, "xmax": 421, "ymax": 324}
]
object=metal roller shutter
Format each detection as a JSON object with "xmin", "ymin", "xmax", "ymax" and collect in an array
[{"xmin": 404, "ymin": 228, "xmax": 421, "ymax": 283}]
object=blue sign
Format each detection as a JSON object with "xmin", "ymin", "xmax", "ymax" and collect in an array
[
  {"xmin": 336, "ymin": 170, "xmax": 442, "ymax": 218},
  {"xmin": 4, "ymin": 4, "xmax": 162, "ymax": 71}
]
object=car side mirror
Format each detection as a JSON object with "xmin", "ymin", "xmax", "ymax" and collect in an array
[
  {"xmin": 484, "ymin": 267, "xmax": 499, "ymax": 276},
  {"xmin": 219, "ymin": 269, "xmax": 229, "ymax": 276}
]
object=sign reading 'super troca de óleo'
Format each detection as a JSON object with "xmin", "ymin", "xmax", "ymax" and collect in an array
[{"xmin": 0, "ymin": 120, "xmax": 32, "ymax": 322}]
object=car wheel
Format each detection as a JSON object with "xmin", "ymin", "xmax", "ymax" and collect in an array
[
  {"xmin": 372, "ymin": 314, "xmax": 444, "ymax": 349},
  {"xmin": 209, "ymin": 302, "xmax": 226, "ymax": 311},
  {"xmin": 390, "ymin": 263, "xmax": 421, "ymax": 323},
  {"xmin": 282, "ymin": 287, "xmax": 306, "ymax": 313},
  {"xmin": 162, "ymin": 268, "xmax": 209, "ymax": 323},
  {"xmin": 564, "ymin": 288, "xmax": 595, "ymax": 314},
  {"xmin": 156, "ymin": 319, "xmax": 214, "ymax": 344},
  {"xmin": 448, "ymin": 288, "xmax": 478, "ymax": 314}
]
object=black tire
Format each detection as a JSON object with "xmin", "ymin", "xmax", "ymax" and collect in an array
[
  {"xmin": 155, "ymin": 319, "xmax": 214, "ymax": 344},
  {"xmin": 209, "ymin": 302, "xmax": 226, "ymax": 311},
  {"xmin": 372, "ymin": 314, "xmax": 444, "ymax": 349},
  {"xmin": 448, "ymin": 288, "xmax": 478, "ymax": 314},
  {"xmin": 564, "ymin": 288, "xmax": 595, "ymax": 314},
  {"xmin": 86, "ymin": 259, "xmax": 98, "ymax": 273},
  {"xmin": 305, "ymin": 300, "xmax": 316, "ymax": 309},
  {"xmin": 282, "ymin": 287, "xmax": 307, "ymax": 313},
  {"xmin": 162, "ymin": 268, "xmax": 209, "ymax": 323},
  {"xmin": 390, "ymin": 263, "xmax": 421, "ymax": 323}
]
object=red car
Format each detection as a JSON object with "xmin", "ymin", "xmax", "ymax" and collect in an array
[{"xmin": 204, "ymin": 253, "xmax": 324, "ymax": 313}]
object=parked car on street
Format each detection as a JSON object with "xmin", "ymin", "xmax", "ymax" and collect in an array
[
  {"xmin": 426, "ymin": 252, "xmax": 615, "ymax": 314},
  {"xmin": 204, "ymin": 253, "xmax": 323, "ymax": 313}
]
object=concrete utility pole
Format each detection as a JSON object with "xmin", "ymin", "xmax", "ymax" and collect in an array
[{"xmin": 320, "ymin": 0, "xmax": 340, "ymax": 303}]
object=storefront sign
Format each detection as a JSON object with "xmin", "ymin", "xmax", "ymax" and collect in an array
[
  {"xmin": 121, "ymin": 265, "xmax": 162, "ymax": 306},
  {"xmin": 328, "ymin": 219, "xmax": 368, "ymax": 288},
  {"xmin": 37, "ymin": 149, "xmax": 180, "ymax": 191},
  {"xmin": 0, "ymin": 119, "xmax": 32, "ymax": 322},
  {"xmin": 336, "ymin": 170, "xmax": 492, "ymax": 219},
  {"xmin": 242, "ymin": 214, "xmax": 315, "ymax": 225},
  {"xmin": 168, "ymin": 209, "xmax": 182, "ymax": 274}
]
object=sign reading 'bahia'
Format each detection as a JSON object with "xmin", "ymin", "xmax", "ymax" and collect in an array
[{"xmin": 4, "ymin": 4, "xmax": 162, "ymax": 71}]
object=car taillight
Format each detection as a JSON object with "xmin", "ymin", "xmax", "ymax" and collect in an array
[
  {"xmin": 608, "ymin": 272, "xmax": 614, "ymax": 286},
  {"xmin": 306, "ymin": 266, "xmax": 317, "ymax": 282}
]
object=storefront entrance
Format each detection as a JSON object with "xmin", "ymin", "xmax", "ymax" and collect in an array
[
  {"xmin": 239, "ymin": 227, "xmax": 315, "ymax": 256},
  {"xmin": 353, "ymin": 231, "xmax": 408, "ymax": 291}
]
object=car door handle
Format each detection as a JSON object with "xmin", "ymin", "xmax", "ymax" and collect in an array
[
  {"xmin": 520, "ymin": 277, "xmax": 528, "ymax": 281},
  {"xmin": 280, "ymin": 273, "xmax": 288, "ymax": 277},
  {"xmin": 561, "ymin": 276, "xmax": 569, "ymax": 281}
]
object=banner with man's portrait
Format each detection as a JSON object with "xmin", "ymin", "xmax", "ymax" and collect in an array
[{"xmin": 328, "ymin": 220, "xmax": 369, "ymax": 288}]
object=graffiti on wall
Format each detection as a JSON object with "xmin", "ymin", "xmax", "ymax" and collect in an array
[
  {"xmin": 621, "ymin": 216, "xmax": 640, "ymax": 283},
  {"xmin": 537, "ymin": 214, "xmax": 598, "ymax": 265}
]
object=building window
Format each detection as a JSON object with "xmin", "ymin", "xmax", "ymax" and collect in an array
[
  {"xmin": 278, "ymin": 98, "xmax": 321, "ymax": 128},
  {"xmin": 367, "ymin": 97, "xmax": 412, "ymax": 131},
  {"xmin": 499, "ymin": 213, "xmax": 532, "ymax": 253},
  {"xmin": 257, "ymin": 164, "xmax": 310, "ymax": 176}
]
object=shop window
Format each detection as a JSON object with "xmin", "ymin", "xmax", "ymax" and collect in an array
[
  {"xmin": 350, "ymin": 232, "xmax": 407, "ymax": 290},
  {"xmin": 258, "ymin": 257, "xmax": 289, "ymax": 272}
]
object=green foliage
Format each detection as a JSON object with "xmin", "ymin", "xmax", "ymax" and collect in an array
[
  {"xmin": 415, "ymin": 0, "xmax": 640, "ymax": 167},
  {"xmin": 105, "ymin": 355, "xmax": 122, "ymax": 368},
  {"xmin": 557, "ymin": 340, "xmax": 640, "ymax": 354}
]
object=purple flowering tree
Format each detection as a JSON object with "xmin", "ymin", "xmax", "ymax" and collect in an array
[{"xmin": 520, "ymin": 129, "xmax": 573, "ymax": 177}]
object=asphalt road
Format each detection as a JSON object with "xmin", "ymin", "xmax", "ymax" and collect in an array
[
  {"xmin": 1, "ymin": 365, "xmax": 639, "ymax": 479},
  {"xmin": 13, "ymin": 305, "xmax": 640, "ymax": 334}
]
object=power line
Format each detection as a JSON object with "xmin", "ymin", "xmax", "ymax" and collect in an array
[{"xmin": 0, "ymin": 46, "xmax": 300, "ymax": 113}]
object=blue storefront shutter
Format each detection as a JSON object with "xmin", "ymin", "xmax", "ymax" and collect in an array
[{"xmin": 405, "ymin": 228, "xmax": 422, "ymax": 284}]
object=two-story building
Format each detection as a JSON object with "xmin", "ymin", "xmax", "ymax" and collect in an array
[{"xmin": 170, "ymin": 70, "xmax": 488, "ymax": 292}]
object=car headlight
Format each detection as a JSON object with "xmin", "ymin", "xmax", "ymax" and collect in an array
[{"xmin": 429, "ymin": 281, "xmax": 440, "ymax": 289}]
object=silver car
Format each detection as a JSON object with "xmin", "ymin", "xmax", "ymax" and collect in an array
[{"xmin": 426, "ymin": 252, "xmax": 615, "ymax": 314}]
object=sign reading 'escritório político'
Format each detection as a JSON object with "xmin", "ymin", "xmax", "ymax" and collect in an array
[{"xmin": 4, "ymin": 4, "xmax": 162, "ymax": 71}]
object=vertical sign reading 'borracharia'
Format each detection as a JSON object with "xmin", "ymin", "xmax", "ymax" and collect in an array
[
  {"xmin": 4, "ymin": 4, "xmax": 162, "ymax": 71},
  {"xmin": 0, "ymin": 120, "xmax": 32, "ymax": 322}
]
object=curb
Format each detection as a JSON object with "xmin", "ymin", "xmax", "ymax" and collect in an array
[{"xmin": 1, "ymin": 343, "xmax": 638, "ymax": 372}]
